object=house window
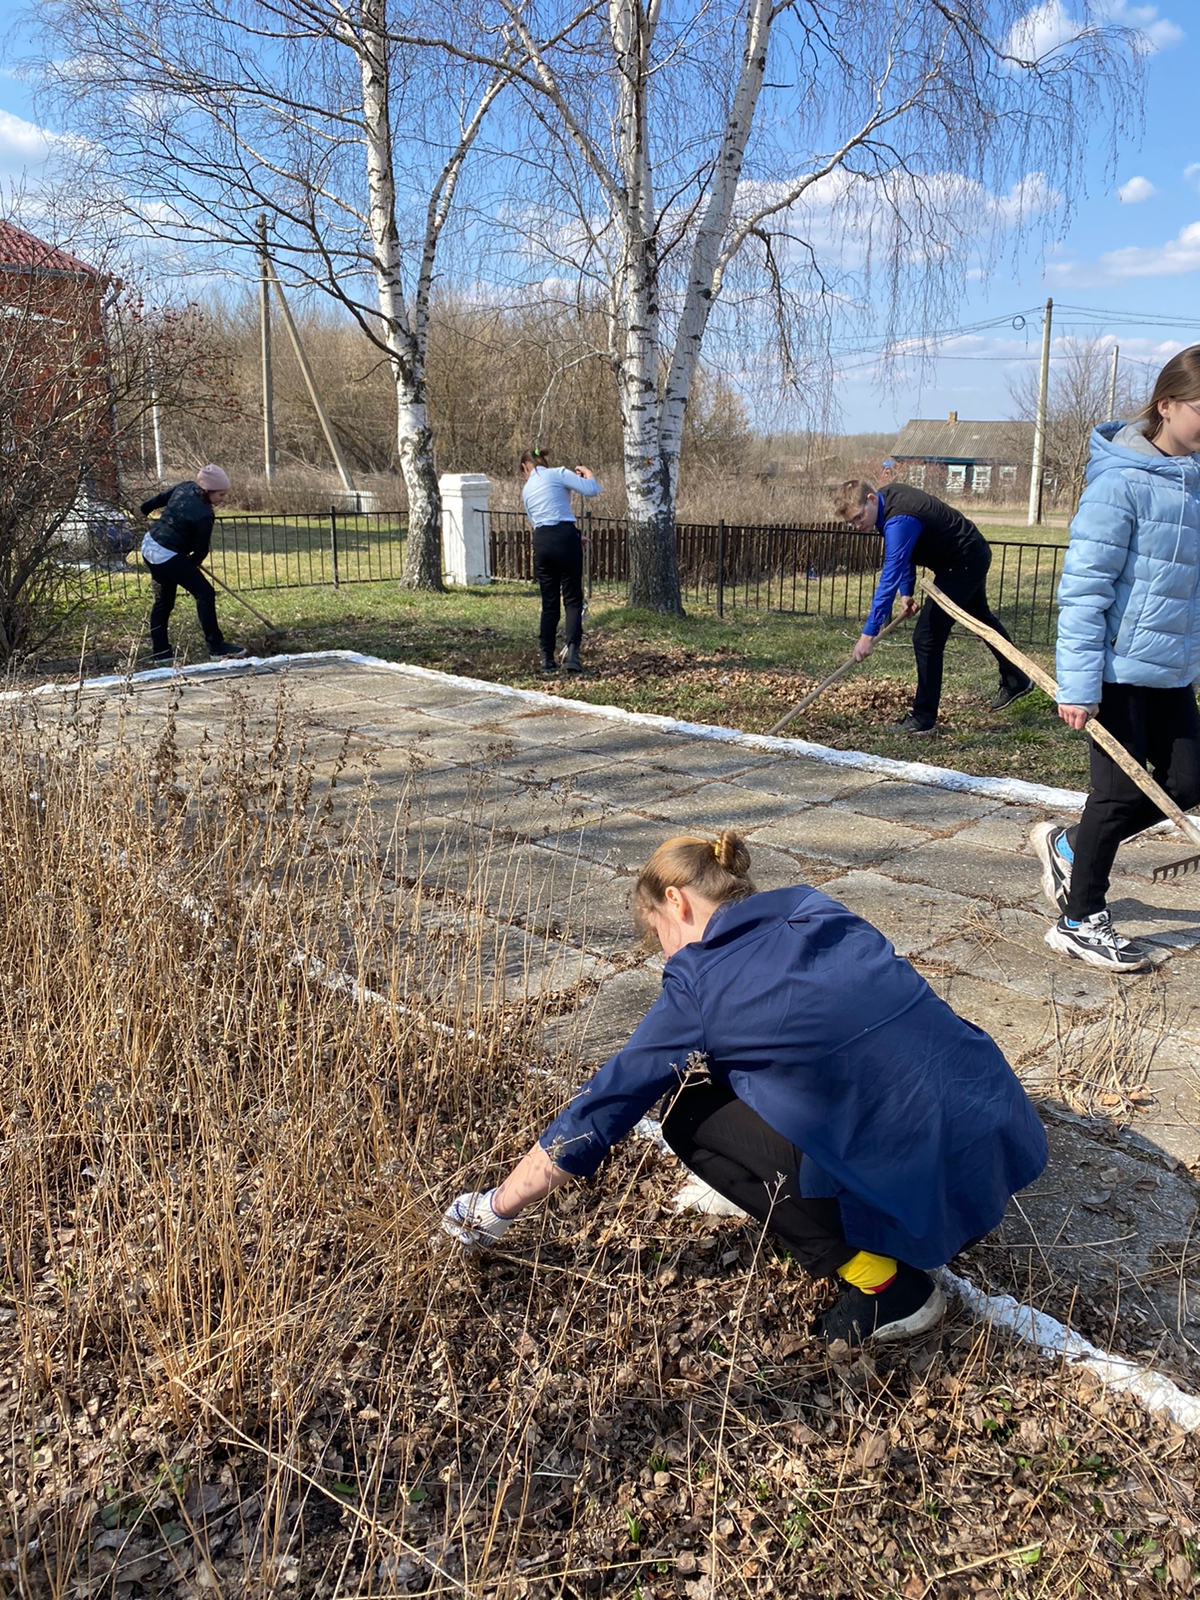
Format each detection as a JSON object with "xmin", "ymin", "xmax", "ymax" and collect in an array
[
  {"xmin": 972, "ymin": 464, "xmax": 992, "ymax": 495},
  {"xmin": 945, "ymin": 464, "xmax": 966, "ymax": 493},
  {"xmin": 1000, "ymin": 465, "xmax": 1017, "ymax": 487},
  {"xmin": 908, "ymin": 463, "xmax": 926, "ymax": 488}
]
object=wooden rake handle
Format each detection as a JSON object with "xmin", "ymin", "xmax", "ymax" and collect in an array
[
  {"xmin": 766, "ymin": 615, "xmax": 906, "ymax": 737},
  {"xmin": 921, "ymin": 578, "xmax": 1200, "ymax": 851}
]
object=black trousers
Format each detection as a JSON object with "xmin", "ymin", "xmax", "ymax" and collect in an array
[
  {"xmin": 1065, "ymin": 683, "xmax": 1200, "ymax": 920},
  {"xmin": 146, "ymin": 555, "xmax": 225, "ymax": 655},
  {"xmin": 532, "ymin": 522, "xmax": 584, "ymax": 657},
  {"xmin": 911, "ymin": 550, "xmax": 1026, "ymax": 724},
  {"xmin": 661, "ymin": 1077, "xmax": 852, "ymax": 1278}
]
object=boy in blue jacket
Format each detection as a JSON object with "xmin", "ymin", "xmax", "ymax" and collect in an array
[
  {"xmin": 443, "ymin": 832, "xmax": 1047, "ymax": 1348},
  {"xmin": 1032, "ymin": 349, "xmax": 1200, "ymax": 972}
]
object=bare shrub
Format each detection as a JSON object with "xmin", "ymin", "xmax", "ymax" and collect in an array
[{"xmin": 3, "ymin": 686, "xmax": 1199, "ymax": 1598}]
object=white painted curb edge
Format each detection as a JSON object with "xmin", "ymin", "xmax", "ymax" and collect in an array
[
  {"xmin": 4, "ymin": 646, "xmax": 1096, "ymax": 814},
  {"xmin": 938, "ymin": 1267, "xmax": 1200, "ymax": 1431}
]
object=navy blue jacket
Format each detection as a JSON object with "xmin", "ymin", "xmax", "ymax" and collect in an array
[
  {"xmin": 139, "ymin": 481, "xmax": 216, "ymax": 563},
  {"xmin": 539, "ymin": 886, "xmax": 1047, "ymax": 1269}
]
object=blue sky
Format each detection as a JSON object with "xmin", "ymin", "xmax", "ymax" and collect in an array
[
  {"xmin": 830, "ymin": 0, "xmax": 1200, "ymax": 434},
  {"xmin": 1, "ymin": 0, "xmax": 1196, "ymax": 437}
]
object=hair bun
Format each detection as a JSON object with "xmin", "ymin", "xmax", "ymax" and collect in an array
[{"xmin": 714, "ymin": 830, "xmax": 750, "ymax": 875}]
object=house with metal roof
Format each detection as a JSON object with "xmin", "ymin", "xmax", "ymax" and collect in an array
[{"xmin": 890, "ymin": 412, "xmax": 1034, "ymax": 501}]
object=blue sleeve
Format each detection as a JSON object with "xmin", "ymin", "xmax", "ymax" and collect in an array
[
  {"xmin": 863, "ymin": 514, "xmax": 922, "ymax": 636},
  {"xmin": 1056, "ymin": 476, "xmax": 1135, "ymax": 706},
  {"xmin": 556, "ymin": 468, "xmax": 602, "ymax": 498},
  {"xmin": 539, "ymin": 969, "xmax": 705, "ymax": 1176}
]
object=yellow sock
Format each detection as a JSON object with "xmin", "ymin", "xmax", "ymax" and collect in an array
[{"xmin": 837, "ymin": 1250, "xmax": 897, "ymax": 1294}]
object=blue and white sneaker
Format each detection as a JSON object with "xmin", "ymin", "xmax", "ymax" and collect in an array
[
  {"xmin": 1031, "ymin": 821, "xmax": 1073, "ymax": 914},
  {"xmin": 1044, "ymin": 910, "xmax": 1151, "ymax": 973}
]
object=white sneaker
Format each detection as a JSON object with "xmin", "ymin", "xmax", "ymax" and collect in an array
[
  {"xmin": 1044, "ymin": 910, "xmax": 1151, "ymax": 973},
  {"xmin": 1030, "ymin": 821, "xmax": 1072, "ymax": 913}
]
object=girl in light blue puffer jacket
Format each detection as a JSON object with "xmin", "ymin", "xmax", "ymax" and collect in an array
[{"xmin": 1031, "ymin": 348, "xmax": 1200, "ymax": 972}]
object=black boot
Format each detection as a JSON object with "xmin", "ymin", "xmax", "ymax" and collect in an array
[
  {"xmin": 539, "ymin": 651, "xmax": 557, "ymax": 675},
  {"xmin": 562, "ymin": 643, "xmax": 583, "ymax": 673}
]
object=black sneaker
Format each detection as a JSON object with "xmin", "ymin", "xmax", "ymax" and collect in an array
[
  {"xmin": 209, "ymin": 642, "xmax": 248, "ymax": 660},
  {"xmin": 1044, "ymin": 910, "xmax": 1151, "ymax": 972},
  {"xmin": 1030, "ymin": 821, "xmax": 1072, "ymax": 913},
  {"xmin": 562, "ymin": 643, "xmax": 583, "ymax": 673},
  {"xmin": 989, "ymin": 678, "xmax": 1035, "ymax": 711},
  {"xmin": 813, "ymin": 1262, "xmax": 946, "ymax": 1347},
  {"xmin": 894, "ymin": 712, "xmax": 937, "ymax": 736},
  {"xmin": 539, "ymin": 652, "xmax": 557, "ymax": 675},
  {"xmin": 151, "ymin": 650, "xmax": 178, "ymax": 666}
]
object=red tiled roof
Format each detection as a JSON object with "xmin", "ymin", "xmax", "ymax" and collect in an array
[{"xmin": 0, "ymin": 219, "xmax": 99, "ymax": 277}]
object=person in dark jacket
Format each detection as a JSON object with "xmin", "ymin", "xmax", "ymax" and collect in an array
[
  {"xmin": 140, "ymin": 464, "xmax": 245, "ymax": 663},
  {"xmin": 442, "ymin": 832, "xmax": 1047, "ymax": 1347},
  {"xmin": 833, "ymin": 479, "xmax": 1033, "ymax": 734}
]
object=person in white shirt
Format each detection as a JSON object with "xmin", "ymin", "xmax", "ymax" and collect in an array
[{"xmin": 519, "ymin": 447, "xmax": 602, "ymax": 673}]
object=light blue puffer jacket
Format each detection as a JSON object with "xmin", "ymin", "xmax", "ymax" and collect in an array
[{"xmin": 1056, "ymin": 421, "xmax": 1200, "ymax": 707}]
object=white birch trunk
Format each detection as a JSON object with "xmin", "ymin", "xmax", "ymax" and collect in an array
[
  {"xmin": 657, "ymin": 0, "xmax": 772, "ymax": 505},
  {"xmin": 357, "ymin": 0, "xmax": 443, "ymax": 589},
  {"xmin": 610, "ymin": 0, "xmax": 682, "ymax": 613}
]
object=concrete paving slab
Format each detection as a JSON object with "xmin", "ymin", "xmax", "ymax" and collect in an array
[
  {"xmin": 646, "ymin": 738, "xmax": 774, "ymax": 779},
  {"xmin": 882, "ymin": 837, "xmax": 1046, "ymax": 906},
  {"xmin": 923, "ymin": 971, "xmax": 1057, "ymax": 1062},
  {"xmin": 817, "ymin": 870, "xmax": 980, "ymax": 957},
  {"xmin": 573, "ymin": 724, "xmax": 701, "ymax": 763},
  {"xmin": 492, "ymin": 744, "xmax": 615, "ymax": 782},
  {"xmin": 950, "ymin": 804, "xmax": 1046, "ymax": 855},
  {"xmin": 572, "ymin": 812, "xmax": 689, "ymax": 873},
  {"xmin": 1161, "ymin": 954, "xmax": 1200, "ymax": 1042},
  {"xmin": 1140, "ymin": 1035, "xmax": 1200, "ymax": 1170},
  {"xmin": 509, "ymin": 708, "xmax": 627, "ymax": 746},
  {"xmin": 569, "ymin": 765, "xmax": 706, "ymax": 810},
  {"xmin": 750, "ymin": 807, "xmax": 929, "ymax": 868},
  {"xmin": 542, "ymin": 964, "xmax": 664, "ymax": 1066},
  {"xmin": 725, "ymin": 759, "xmax": 883, "ymax": 804},
  {"xmin": 930, "ymin": 904, "xmax": 1123, "ymax": 1010},
  {"xmin": 838, "ymin": 781, "xmax": 1000, "ymax": 831},
  {"xmin": 641, "ymin": 779, "xmax": 809, "ymax": 833},
  {"xmin": 1106, "ymin": 874, "xmax": 1200, "ymax": 952}
]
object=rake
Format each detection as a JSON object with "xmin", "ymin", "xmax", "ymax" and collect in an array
[
  {"xmin": 923, "ymin": 578, "xmax": 1200, "ymax": 881},
  {"xmin": 766, "ymin": 615, "xmax": 905, "ymax": 737}
]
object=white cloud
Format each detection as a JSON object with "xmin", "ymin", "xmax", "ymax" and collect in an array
[
  {"xmin": 1185, "ymin": 163, "xmax": 1200, "ymax": 191},
  {"xmin": 0, "ymin": 109, "xmax": 56, "ymax": 166},
  {"xmin": 1049, "ymin": 220, "xmax": 1200, "ymax": 284},
  {"xmin": 1005, "ymin": 0, "xmax": 1182, "ymax": 63},
  {"xmin": 1117, "ymin": 175, "xmax": 1157, "ymax": 202}
]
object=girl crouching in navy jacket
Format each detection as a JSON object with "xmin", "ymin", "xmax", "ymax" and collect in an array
[
  {"xmin": 1032, "ymin": 349, "xmax": 1200, "ymax": 971},
  {"xmin": 443, "ymin": 832, "xmax": 1047, "ymax": 1347}
]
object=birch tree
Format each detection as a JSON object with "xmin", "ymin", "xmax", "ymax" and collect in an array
[
  {"xmin": 39, "ymin": 0, "xmax": 508, "ymax": 590},
  {"xmin": 438, "ymin": 0, "xmax": 1137, "ymax": 611}
]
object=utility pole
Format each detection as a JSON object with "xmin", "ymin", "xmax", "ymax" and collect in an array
[
  {"xmin": 258, "ymin": 214, "xmax": 276, "ymax": 484},
  {"xmin": 147, "ymin": 353, "xmax": 164, "ymax": 480},
  {"xmin": 263, "ymin": 255, "xmax": 357, "ymax": 494},
  {"xmin": 1107, "ymin": 343, "xmax": 1120, "ymax": 422},
  {"xmin": 1027, "ymin": 297, "xmax": 1053, "ymax": 527}
]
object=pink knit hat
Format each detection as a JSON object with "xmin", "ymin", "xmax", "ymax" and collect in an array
[{"xmin": 196, "ymin": 464, "xmax": 231, "ymax": 492}]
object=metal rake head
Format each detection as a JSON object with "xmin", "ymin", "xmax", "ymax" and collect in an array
[{"xmin": 1153, "ymin": 852, "xmax": 1200, "ymax": 882}]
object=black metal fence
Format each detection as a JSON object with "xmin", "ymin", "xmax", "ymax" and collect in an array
[
  {"xmin": 79, "ymin": 509, "xmax": 409, "ymax": 599},
  {"xmin": 487, "ymin": 508, "xmax": 1066, "ymax": 646},
  {"xmin": 78, "ymin": 504, "xmax": 1066, "ymax": 646}
]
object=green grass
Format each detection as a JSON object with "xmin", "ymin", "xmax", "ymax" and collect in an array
[{"xmin": 43, "ymin": 574, "xmax": 1091, "ymax": 790}]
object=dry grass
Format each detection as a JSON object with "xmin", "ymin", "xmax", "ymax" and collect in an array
[{"xmin": 3, "ymin": 687, "xmax": 1200, "ymax": 1600}]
